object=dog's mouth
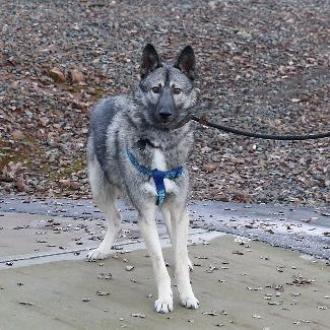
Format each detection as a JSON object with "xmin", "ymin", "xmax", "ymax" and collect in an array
[
  {"xmin": 159, "ymin": 117, "xmax": 174, "ymax": 125},
  {"xmin": 154, "ymin": 115, "xmax": 191, "ymax": 130}
]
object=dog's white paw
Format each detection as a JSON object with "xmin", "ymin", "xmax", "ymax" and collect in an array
[
  {"xmin": 87, "ymin": 248, "xmax": 111, "ymax": 260},
  {"xmin": 181, "ymin": 296, "xmax": 200, "ymax": 309},
  {"xmin": 154, "ymin": 297, "xmax": 173, "ymax": 314}
]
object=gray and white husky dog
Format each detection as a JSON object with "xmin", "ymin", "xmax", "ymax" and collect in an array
[{"xmin": 87, "ymin": 44, "xmax": 199, "ymax": 313}]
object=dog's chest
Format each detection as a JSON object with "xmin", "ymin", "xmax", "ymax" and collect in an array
[{"xmin": 151, "ymin": 149, "xmax": 167, "ymax": 171}]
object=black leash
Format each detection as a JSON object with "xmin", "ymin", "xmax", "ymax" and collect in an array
[{"xmin": 191, "ymin": 116, "xmax": 330, "ymax": 141}]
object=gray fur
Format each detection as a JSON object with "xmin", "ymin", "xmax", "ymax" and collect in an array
[
  {"xmin": 88, "ymin": 62, "xmax": 198, "ymax": 209},
  {"xmin": 90, "ymin": 97, "xmax": 118, "ymax": 174},
  {"xmin": 87, "ymin": 45, "xmax": 200, "ymax": 313}
]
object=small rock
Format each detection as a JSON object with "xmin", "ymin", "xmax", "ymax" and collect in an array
[
  {"xmin": 232, "ymin": 250, "xmax": 244, "ymax": 255},
  {"xmin": 68, "ymin": 69, "xmax": 85, "ymax": 84},
  {"xmin": 252, "ymin": 314, "xmax": 262, "ymax": 319},
  {"xmin": 96, "ymin": 290, "xmax": 110, "ymax": 296},
  {"xmin": 12, "ymin": 130, "xmax": 25, "ymax": 140},
  {"xmin": 16, "ymin": 175, "xmax": 28, "ymax": 192},
  {"xmin": 268, "ymin": 301, "xmax": 281, "ymax": 305},
  {"xmin": 202, "ymin": 311, "xmax": 219, "ymax": 316},
  {"xmin": 126, "ymin": 265, "xmax": 134, "ymax": 271},
  {"xmin": 36, "ymin": 239, "xmax": 48, "ymax": 244},
  {"xmin": 206, "ymin": 265, "xmax": 219, "ymax": 273},
  {"xmin": 19, "ymin": 301, "xmax": 33, "ymax": 306},
  {"xmin": 131, "ymin": 313, "xmax": 146, "ymax": 318},
  {"xmin": 203, "ymin": 163, "xmax": 217, "ymax": 173},
  {"xmin": 97, "ymin": 273, "xmax": 112, "ymax": 280},
  {"xmin": 49, "ymin": 67, "xmax": 65, "ymax": 83},
  {"xmin": 317, "ymin": 305, "xmax": 328, "ymax": 310}
]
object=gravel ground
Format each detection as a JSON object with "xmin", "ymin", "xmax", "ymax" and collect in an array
[{"xmin": 0, "ymin": 0, "xmax": 329, "ymax": 206}]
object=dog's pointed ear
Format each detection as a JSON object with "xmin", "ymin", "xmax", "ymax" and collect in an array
[
  {"xmin": 140, "ymin": 44, "xmax": 161, "ymax": 79},
  {"xmin": 174, "ymin": 46, "xmax": 195, "ymax": 80}
]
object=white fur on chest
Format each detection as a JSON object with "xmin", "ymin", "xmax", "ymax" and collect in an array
[
  {"xmin": 152, "ymin": 149, "xmax": 167, "ymax": 171},
  {"xmin": 141, "ymin": 148, "xmax": 178, "ymax": 197}
]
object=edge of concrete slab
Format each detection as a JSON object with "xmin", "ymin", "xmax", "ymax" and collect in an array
[
  {"xmin": 0, "ymin": 229, "xmax": 225, "ymax": 270},
  {"xmin": 1, "ymin": 196, "xmax": 329, "ymax": 260}
]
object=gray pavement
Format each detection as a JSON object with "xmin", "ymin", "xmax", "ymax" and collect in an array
[
  {"xmin": 1, "ymin": 196, "xmax": 329, "ymax": 259},
  {"xmin": 0, "ymin": 196, "xmax": 329, "ymax": 330},
  {"xmin": 0, "ymin": 234, "xmax": 329, "ymax": 330}
]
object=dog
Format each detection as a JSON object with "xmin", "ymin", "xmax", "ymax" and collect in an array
[{"xmin": 86, "ymin": 44, "xmax": 199, "ymax": 313}]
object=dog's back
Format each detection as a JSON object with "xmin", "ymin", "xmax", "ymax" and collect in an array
[
  {"xmin": 88, "ymin": 95, "xmax": 134, "ymax": 190},
  {"xmin": 89, "ymin": 97, "xmax": 117, "ymax": 171}
]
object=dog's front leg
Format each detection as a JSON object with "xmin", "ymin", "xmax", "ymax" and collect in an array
[
  {"xmin": 161, "ymin": 206, "xmax": 193, "ymax": 271},
  {"xmin": 141, "ymin": 182, "xmax": 157, "ymax": 197},
  {"xmin": 164, "ymin": 178, "xmax": 179, "ymax": 195},
  {"xmin": 173, "ymin": 207, "xmax": 199, "ymax": 309},
  {"xmin": 138, "ymin": 206, "xmax": 173, "ymax": 313}
]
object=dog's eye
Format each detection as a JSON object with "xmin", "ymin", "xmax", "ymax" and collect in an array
[
  {"xmin": 152, "ymin": 86, "xmax": 161, "ymax": 94},
  {"xmin": 173, "ymin": 87, "xmax": 182, "ymax": 95}
]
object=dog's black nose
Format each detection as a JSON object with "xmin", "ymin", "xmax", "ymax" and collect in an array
[
  {"xmin": 160, "ymin": 112, "xmax": 172, "ymax": 119},
  {"xmin": 159, "ymin": 108, "xmax": 173, "ymax": 122}
]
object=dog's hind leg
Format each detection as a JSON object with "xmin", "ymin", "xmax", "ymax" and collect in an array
[
  {"xmin": 87, "ymin": 197, "xmax": 121, "ymax": 260},
  {"xmin": 161, "ymin": 207, "xmax": 193, "ymax": 271},
  {"xmin": 87, "ymin": 160, "xmax": 121, "ymax": 260},
  {"xmin": 139, "ymin": 206, "xmax": 173, "ymax": 313}
]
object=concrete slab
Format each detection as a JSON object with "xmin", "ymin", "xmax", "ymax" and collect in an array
[
  {"xmin": 0, "ymin": 196, "xmax": 329, "ymax": 329},
  {"xmin": 0, "ymin": 210, "xmax": 222, "ymax": 268},
  {"xmin": 0, "ymin": 213, "xmax": 94, "ymax": 257},
  {"xmin": 1, "ymin": 196, "xmax": 329, "ymax": 259},
  {"xmin": 0, "ymin": 211, "xmax": 168, "ymax": 262},
  {"xmin": 0, "ymin": 236, "xmax": 329, "ymax": 330}
]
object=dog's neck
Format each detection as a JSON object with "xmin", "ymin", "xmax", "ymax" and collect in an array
[
  {"xmin": 151, "ymin": 148, "xmax": 167, "ymax": 171},
  {"xmin": 133, "ymin": 122, "xmax": 192, "ymax": 152},
  {"xmin": 135, "ymin": 138, "xmax": 161, "ymax": 150},
  {"xmin": 127, "ymin": 123, "xmax": 193, "ymax": 170}
]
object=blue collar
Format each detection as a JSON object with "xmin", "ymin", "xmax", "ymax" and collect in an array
[{"xmin": 126, "ymin": 149, "xmax": 183, "ymax": 206}]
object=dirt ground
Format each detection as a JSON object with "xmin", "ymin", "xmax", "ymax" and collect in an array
[{"xmin": 0, "ymin": 0, "xmax": 329, "ymax": 205}]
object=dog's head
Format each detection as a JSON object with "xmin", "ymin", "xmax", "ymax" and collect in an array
[{"xmin": 136, "ymin": 44, "xmax": 198, "ymax": 129}]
